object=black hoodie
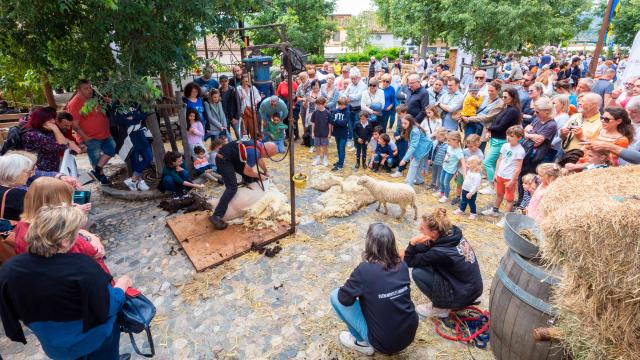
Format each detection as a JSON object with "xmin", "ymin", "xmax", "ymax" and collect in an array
[{"xmin": 404, "ymin": 226, "xmax": 483, "ymax": 309}]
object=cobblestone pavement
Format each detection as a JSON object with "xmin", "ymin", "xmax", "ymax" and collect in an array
[{"xmin": 1, "ymin": 143, "xmax": 505, "ymax": 360}]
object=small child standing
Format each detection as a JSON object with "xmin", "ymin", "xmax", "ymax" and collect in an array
[
  {"xmin": 526, "ymin": 163, "xmax": 561, "ymax": 221},
  {"xmin": 452, "ymin": 134, "xmax": 485, "ymax": 205},
  {"xmin": 372, "ymin": 133, "xmax": 398, "ymax": 172},
  {"xmin": 394, "ymin": 105, "xmax": 410, "ymax": 169},
  {"xmin": 311, "ymin": 97, "xmax": 332, "ymax": 166},
  {"xmin": 354, "ymin": 112, "xmax": 372, "ymax": 169},
  {"xmin": 421, "ymin": 104, "xmax": 443, "ymax": 140},
  {"xmin": 514, "ymin": 173, "xmax": 539, "ymax": 213},
  {"xmin": 429, "ymin": 128, "xmax": 448, "ymax": 192},
  {"xmin": 331, "ymin": 96, "xmax": 350, "ymax": 171},
  {"xmin": 187, "ymin": 109, "xmax": 206, "ymax": 158},
  {"xmin": 193, "ymin": 146, "xmax": 217, "ymax": 182},
  {"xmin": 481, "ymin": 125, "xmax": 525, "ymax": 227},
  {"xmin": 160, "ymin": 151, "xmax": 205, "ymax": 197},
  {"xmin": 265, "ymin": 114, "xmax": 288, "ymax": 153},
  {"xmin": 454, "ymin": 156, "xmax": 482, "ymax": 219},
  {"xmin": 437, "ymin": 132, "xmax": 465, "ymax": 203}
]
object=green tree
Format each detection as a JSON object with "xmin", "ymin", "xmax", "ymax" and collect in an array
[
  {"xmin": 249, "ymin": 0, "xmax": 337, "ymax": 55},
  {"xmin": 610, "ymin": 0, "xmax": 640, "ymax": 47},
  {"xmin": 345, "ymin": 14, "xmax": 371, "ymax": 52}
]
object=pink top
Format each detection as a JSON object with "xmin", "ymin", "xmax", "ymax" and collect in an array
[
  {"xmin": 526, "ymin": 184, "xmax": 547, "ymax": 221},
  {"xmin": 188, "ymin": 121, "xmax": 205, "ymax": 145}
]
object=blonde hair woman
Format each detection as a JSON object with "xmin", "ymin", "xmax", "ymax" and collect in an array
[
  {"xmin": 0, "ymin": 205, "xmax": 133, "ymax": 359},
  {"xmin": 13, "ymin": 177, "xmax": 108, "ymax": 273}
]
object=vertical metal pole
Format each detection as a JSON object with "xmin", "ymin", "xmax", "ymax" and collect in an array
[{"xmin": 286, "ymin": 48, "xmax": 296, "ymax": 234}]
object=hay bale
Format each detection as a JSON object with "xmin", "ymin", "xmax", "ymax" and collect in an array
[
  {"xmin": 539, "ymin": 166, "xmax": 640, "ymax": 359},
  {"xmin": 314, "ymin": 176, "xmax": 375, "ymax": 219}
]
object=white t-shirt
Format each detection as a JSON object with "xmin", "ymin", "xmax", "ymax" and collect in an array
[
  {"xmin": 497, "ymin": 143, "xmax": 526, "ymax": 179},
  {"xmin": 462, "ymin": 171, "xmax": 482, "ymax": 194},
  {"xmin": 463, "ymin": 148, "xmax": 484, "ymax": 161},
  {"xmin": 420, "ymin": 118, "xmax": 442, "ymax": 139}
]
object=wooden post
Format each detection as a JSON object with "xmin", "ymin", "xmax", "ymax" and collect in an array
[
  {"xmin": 42, "ymin": 74, "xmax": 57, "ymax": 108},
  {"xmin": 589, "ymin": 0, "xmax": 615, "ymax": 77},
  {"xmin": 145, "ymin": 112, "xmax": 166, "ymax": 178},
  {"xmin": 175, "ymin": 93, "xmax": 193, "ymax": 173}
]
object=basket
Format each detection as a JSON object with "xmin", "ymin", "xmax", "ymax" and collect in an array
[
  {"xmin": 292, "ymin": 174, "xmax": 308, "ymax": 189},
  {"xmin": 503, "ymin": 212, "xmax": 543, "ymax": 258}
]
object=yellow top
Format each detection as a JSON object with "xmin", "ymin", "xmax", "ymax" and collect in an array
[
  {"xmin": 563, "ymin": 112, "xmax": 602, "ymax": 151},
  {"xmin": 460, "ymin": 94, "xmax": 484, "ymax": 117}
]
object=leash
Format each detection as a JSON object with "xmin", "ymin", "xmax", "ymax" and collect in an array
[{"xmin": 433, "ymin": 306, "xmax": 491, "ymax": 349}]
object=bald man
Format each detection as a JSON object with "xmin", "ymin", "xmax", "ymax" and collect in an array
[
  {"xmin": 559, "ymin": 92, "xmax": 603, "ymax": 164},
  {"xmin": 209, "ymin": 140, "xmax": 277, "ymax": 229}
]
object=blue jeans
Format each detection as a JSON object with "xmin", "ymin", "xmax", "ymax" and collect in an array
[
  {"xmin": 162, "ymin": 169, "xmax": 189, "ymax": 195},
  {"xmin": 330, "ymin": 288, "xmax": 369, "ymax": 343},
  {"xmin": 464, "ymin": 122, "xmax": 483, "ymax": 139},
  {"xmin": 384, "ymin": 110, "xmax": 396, "ymax": 131},
  {"xmin": 130, "ymin": 145, "xmax": 153, "ymax": 177},
  {"xmin": 439, "ymin": 170, "xmax": 455, "ymax": 197},
  {"xmin": 406, "ymin": 156, "xmax": 426, "ymax": 185},
  {"xmin": 273, "ymin": 139, "xmax": 285, "ymax": 153},
  {"xmin": 431, "ymin": 164, "xmax": 442, "ymax": 188},
  {"xmin": 85, "ymin": 137, "xmax": 116, "ymax": 168},
  {"xmin": 460, "ymin": 189, "xmax": 478, "ymax": 214},
  {"xmin": 373, "ymin": 154, "xmax": 395, "ymax": 169},
  {"xmin": 412, "ymin": 267, "xmax": 434, "ymax": 300},
  {"xmin": 369, "ymin": 103, "xmax": 383, "ymax": 128},
  {"xmin": 348, "ymin": 107, "xmax": 360, "ymax": 143},
  {"xmin": 335, "ymin": 137, "xmax": 347, "ymax": 167}
]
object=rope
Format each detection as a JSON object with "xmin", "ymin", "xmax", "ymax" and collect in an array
[{"xmin": 433, "ymin": 306, "xmax": 491, "ymax": 349}]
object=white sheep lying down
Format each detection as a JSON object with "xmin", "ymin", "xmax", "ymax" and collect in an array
[{"xmin": 357, "ymin": 176, "xmax": 418, "ymax": 220}]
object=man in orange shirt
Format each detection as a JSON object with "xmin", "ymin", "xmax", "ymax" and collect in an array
[{"xmin": 67, "ymin": 79, "xmax": 115, "ymax": 184}]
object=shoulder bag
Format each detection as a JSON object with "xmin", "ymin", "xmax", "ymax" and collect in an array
[{"xmin": 119, "ymin": 288, "xmax": 157, "ymax": 357}]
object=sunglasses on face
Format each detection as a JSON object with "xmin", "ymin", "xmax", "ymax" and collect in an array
[
  {"xmin": 475, "ymin": 77, "xmax": 485, "ymax": 80},
  {"xmin": 502, "ymin": 95, "xmax": 510, "ymax": 99},
  {"xmin": 601, "ymin": 116, "xmax": 615, "ymax": 123},
  {"xmin": 369, "ymin": 84, "xmax": 377, "ymax": 87},
  {"xmin": 382, "ymin": 80, "xmax": 390, "ymax": 83}
]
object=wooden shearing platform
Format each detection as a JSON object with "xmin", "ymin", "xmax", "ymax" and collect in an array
[{"xmin": 166, "ymin": 211, "xmax": 291, "ymax": 271}]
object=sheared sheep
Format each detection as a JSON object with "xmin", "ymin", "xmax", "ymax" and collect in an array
[{"xmin": 357, "ymin": 176, "xmax": 418, "ymax": 220}]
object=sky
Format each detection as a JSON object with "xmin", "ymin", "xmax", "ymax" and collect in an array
[{"xmin": 334, "ymin": 0, "xmax": 374, "ymax": 15}]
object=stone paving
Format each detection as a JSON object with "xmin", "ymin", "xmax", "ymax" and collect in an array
[{"xmin": 0, "ymin": 143, "xmax": 505, "ymax": 360}]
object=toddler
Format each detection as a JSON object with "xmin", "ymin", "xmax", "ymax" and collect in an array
[
  {"xmin": 460, "ymin": 84, "xmax": 483, "ymax": 118},
  {"xmin": 193, "ymin": 146, "xmax": 217, "ymax": 182},
  {"xmin": 187, "ymin": 109, "xmax": 206, "ymax": 158},
  {"xmin": 436, "ymin": 132, "xmax": 465, "ymax": 203},
  {"xmin": 429, "ymin": 128, "xmax": 448, "ymax": 191},
  {"xmin": 481, "ymin": 126, "xmax": 525, "ymax": 227},
  {"xmin": 160, "ymin": 151, "xmax": 204, "ymax": 197},
  {"xmin": 454, "ymin": 156, "xmax": 482, "ymax": 219},
  {"xmin": 421, "ymin": 104, "xmax": 442, "ymax": 140},
  {"xmin": 514, "ymin": 173, "xmax": 539, "ymax": 213},
  {"xmin": 452, "ymin": 134, "xmax": 485, "ymax": 205},
  {"xmin": 526, "ymin": 163, "xmax": 561, "ymax": 221},
  {"xmin": 265, "ymin": 114, "xmax": 288, "ymax": 153},
  {"xmin": 311, "ymin": 97, "xmax": 332, "ymax": 166},
  {"xmin": 354, "ymin": 112, "xmax": 372, "ymax": 169},
  {"xmin": 331, "ymin": 96, "xmax": 350, "ymax": 171},
  {"xmin": 564, "ymin": 148, "xmax": 610, "ymax": 172},
  {"xmin": 371, "ymin": 133, "xmax": 398, "ymax": 172}
]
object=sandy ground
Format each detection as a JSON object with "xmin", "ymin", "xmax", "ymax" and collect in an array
[{"xmin": 0, "ymin": 139, "xmax": 505, "ymax": 360}]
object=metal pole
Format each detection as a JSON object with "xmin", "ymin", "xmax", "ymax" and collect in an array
[
  {"xmin": 286, "ymin": 48, "xmax": 296, "ymax": 234},
  {"xmin": 589, "ymin": 0, "xmax": 615, "ymax": 77}
]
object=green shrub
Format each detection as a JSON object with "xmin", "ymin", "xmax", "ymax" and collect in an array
[
  {"xmin": 308, "ymin": 54, "xmax": 326, "ymax": 65},
  {"xmin": 334, "ymin": 47, "xmax": 403, "ymax": 64}
]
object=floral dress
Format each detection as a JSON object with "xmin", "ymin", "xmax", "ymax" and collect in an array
[{"xmin": 21, "ymin": 129, "xmax": 68, "ymax": 171}]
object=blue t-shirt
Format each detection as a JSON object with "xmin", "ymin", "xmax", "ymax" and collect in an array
[
  {"xmin": 186, "ymin": 97, "xmax": 206, "ymax": 127},
  {"xmin": 194, "ymin": 77, "xmax": 219, "ymax": 93},
  {"xmin": 442, "ymin": 146, "xmax": 464, "ymax": 174}
]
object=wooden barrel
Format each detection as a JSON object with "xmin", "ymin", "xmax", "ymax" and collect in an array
[{"xmin": 490, "ymin": 249, "xmax": 565, "ymax": 360}]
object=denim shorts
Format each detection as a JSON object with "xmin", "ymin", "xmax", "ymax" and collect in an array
[
  {"xmin": 85, "ymin": 137, "xmax": 116, "ymax": 167},
  {"xmin": 314, "ymin": 137, "xmax": 329, "ymax": 146}
]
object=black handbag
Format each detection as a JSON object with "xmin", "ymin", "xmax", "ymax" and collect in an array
[{"xmin": 119, "ymin": 291, "xmax": 156, "ymax": 357}]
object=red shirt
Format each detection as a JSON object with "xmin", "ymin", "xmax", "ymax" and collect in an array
[
  {"xmin": 67, "ymin": 95, "xmax": 111, "ymax": 140},
  {"xmin": 13, "ymin": 221, "xmax": 110, "ymax": 275},
  {"xmin": 276, "ymin": 81, "xmax": 298, "ymax": 100}
]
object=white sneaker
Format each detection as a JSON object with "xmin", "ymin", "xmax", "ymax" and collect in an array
[
  {"xmin": 479, "ymin": 186, "xmax": 495, "ymax": 195},
  {"xmin": 469, "ymin": 213, "xmax": 478, "ymax": 220},
  {"xmin": 416, "ymin": 303, "xmax": 451, "ymax": 318},
  {"xmin": 347, "ymin": 140, "xmax": 354, "ymax": 148},
  {"xmin": 390, "ymin": 171, "xmax": 402, "ymax": 178},
  {"xmin": 323, "ymin": 156, "xmax": 329, "ymax": 166},
  {"xmin": 496, "ymin": 216, "xmax": 506, "ymax": 228},
  {"xmin": 338, "ymin": 331, "xmax": 375, "ymax": 356},
  {"xmin": 136, "ymin": 179, "xmax": 150, "ymax": 191},
  {"xmin": 438, "ymin": 196, "xmax": 448, "ymax": 203},
  {"xmin": 124, "ymin": 178, "xmax": 139, "ymax": 192},
  {"xmin": 453, "ymin": 209, "xmax": 464, "ymax": 215},
  {"xmin": 308, "ymin": 146, "xmax": 315, "ymax": 153},
  {"xmin": 312, "ymin": 156, "xmax": 321, "ymax": 166},
  {"xmin": 481, "ymin": 208, "xmax": 500, "ymax": 217}
]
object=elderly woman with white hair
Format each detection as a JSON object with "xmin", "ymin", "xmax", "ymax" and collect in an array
[
  {"xmin": 343, "ymin": 68, "xmax": 368, "ymax": 147},
  {"xmin": 0, "ymin": 153, "xmax": 34, "ymax": 222},
  {"xmin": 321, "ymin": 73, "xmax": 340, "ymax": 111},
  {"xmin": 0, "ymin": 205, "xmax": 134, "ymax": 359}
]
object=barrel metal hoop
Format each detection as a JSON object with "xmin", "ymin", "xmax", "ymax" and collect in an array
[
  {"xmin": 509, "ymin": 249, "xmax": 560, "ymax": 286},
  {"xmin": 496, "ymin": 265, "xmax": 558, "ymax": 316}
]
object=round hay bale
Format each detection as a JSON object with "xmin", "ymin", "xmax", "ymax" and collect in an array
[{"xmin": 539, "ymin": 166, "xmax": 640, "ymax": 359}]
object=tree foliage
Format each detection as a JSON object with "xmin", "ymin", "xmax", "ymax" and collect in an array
[
  {"xmin": 249, "ymin": 0, "xmax": 336, "ymax": 56},
  {"xmin": 375, "ymin": 0, "xmax": 592, "ymax": 57},
  {"xmin": 344, "ymin": 13, "xmax": 371, "ymax": 52},
  {"xmin": 610, "ymin": 0, "xmax": 640, "ymax": 47}
]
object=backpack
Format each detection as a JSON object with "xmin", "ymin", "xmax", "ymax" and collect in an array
[{"xmin": 0, "ymin": 123, "xmax": 26, "ymax": 155}]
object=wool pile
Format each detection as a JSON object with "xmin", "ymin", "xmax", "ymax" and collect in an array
[
  {"xmin": 539, "ymin": 166, "xmax": 640, "ymax": 360},
  {"xmin": 308, "ymin": 169, "xmax": 343, "ymax": 191},
  {"xmin": 242, "ymin": 183, "xmax": 292, "ymax": 230},
  {"xmin": 314, "ymin": 175, "xmax": 375, "ymax": 219}
]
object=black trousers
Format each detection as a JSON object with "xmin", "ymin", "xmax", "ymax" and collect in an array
[{"xmin": 213, "ymin": 158, "xmax": 239, "ymax": 218}]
